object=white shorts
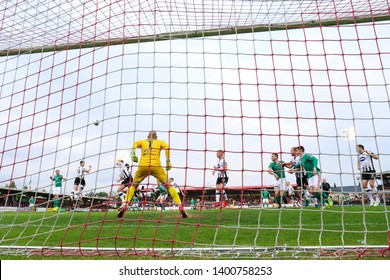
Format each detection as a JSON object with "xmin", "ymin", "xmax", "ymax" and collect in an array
[
  {"xmin": 262, "ymin": 198, "xmax": 269, "ymax": 204},
  {"xmin": 52, "ymin": 187, "xmax": 62, "ymax": 195},
  {"xmin": 157, "ymin": 194, "xmax": 168, "ymax": 201},
  {"xmin": 308, "ymin": 174, "xmax": 320, "ymax": 188},
  {"xmin": 274, "ymin": 178, "xmax": 287, "ymax": 191}
]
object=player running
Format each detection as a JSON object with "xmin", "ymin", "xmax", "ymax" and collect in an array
[
  {"xmin": 118, "ymin": 130, "xmax": 188, "ymax": 218},
  {"xmin": 115, "ymin": 159, "xmax": 133, "ymax": 207}
]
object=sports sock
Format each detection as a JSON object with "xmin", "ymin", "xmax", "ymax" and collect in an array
[
  {"xmin": 223, "ymin": 191, "xmax": 228, "ymax": 201},
  {"xmin": 215, "ymin": 190, "xmax": 221, "ymax": 202},
  {"xmin": 363, "ymin": 189, "xmax": 374, "ymax": 203},
  {"xmin": 370, "ymin": 187, "xmax": 380, "ymax": 201},
  {"xmin": 276, "ymin": 195, "xmax": 281, "ymax": 205}
]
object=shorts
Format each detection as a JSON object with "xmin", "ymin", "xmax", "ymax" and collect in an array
[
  {"xmin": 121, "ymin": 176, "xmax": 132, "ymax": 185},
  {"xmin": 361, "ymin": 171, "xmax": 376, "ymax": 181},
  {"xmin": 262, "ymin": 198, "xmax": 269, "ymax": 204},
  {"xmin": 308, "ymin": 174, "xmax": 320, "ymax": 187},
  {"xmin": 274, "ymin": 178, "xmax": 287, "ymax": 191},
  {"xmin": 52, "ymin": 187, "xmax": 62, "ymax": 195},
  {"xmin": 296, "ymin": 173, "xmax": 308, "ymax": 188},
  {"xmin": 133, "ymin": 166, "xmax": 167, "ymax": 185},
  {"xmin": 73, "ymin": 178, "xmax": 86, "ymax": 186},
  {"xmin": 216, "ymin": 176, "xmax": 229, "ymax": 186},
  {"xmin": 157, "ymin": 194, "xmax": 168, "ymax": 201}
]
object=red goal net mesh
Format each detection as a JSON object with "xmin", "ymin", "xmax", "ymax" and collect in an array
[{"xmin": 0, "ymin": 0, "xmax": 389, "ymax": 259}]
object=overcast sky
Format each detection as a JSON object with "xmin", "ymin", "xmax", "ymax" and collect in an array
[{"xmin": 1, "ymin": 2, "xmax": 390, "ymax": 196}]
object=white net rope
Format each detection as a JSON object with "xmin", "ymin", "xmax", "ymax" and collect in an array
[{"xmin": 1, "ymin": 0, "xmax": 389, "ymax": 51}]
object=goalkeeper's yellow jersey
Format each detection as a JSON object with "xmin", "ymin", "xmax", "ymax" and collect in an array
[{"xmin": 133, "ymin": 139, "xmax": 170, "ymax": 167}]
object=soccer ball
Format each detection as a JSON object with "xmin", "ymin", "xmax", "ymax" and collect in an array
[{"xmin": 93, "ymin": 120, "xmax": 100, "ymax": 126}]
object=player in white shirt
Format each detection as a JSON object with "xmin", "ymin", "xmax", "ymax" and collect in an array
[
  {"xmin": 356, "ymin": 144, "xmax": 380, "ymax": 207},
  {"xmin": 71, "ymin": 160, "xmax": 91, "ymax": 204},
  {"xmin": 116, "ymin": 159, "xmax": 133, "ymax": 206},
  {"xmin": 286, "ymin": 181, "xmax": 301, "ymax": 208},
  {"xmin": 285, "ymin": 147, "xmax": 311, "ymax": 207},
  {"xmin": 212, "ymin": 150, "xmax": 229, "ymax": 208}
]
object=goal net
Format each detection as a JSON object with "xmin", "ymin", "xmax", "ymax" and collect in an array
[{"xmin": 0, "ymin": 0, "xmax": 389, "ymax": 259}]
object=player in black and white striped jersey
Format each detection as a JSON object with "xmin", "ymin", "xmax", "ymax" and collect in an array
[
  {"xmin": 285, "ymin": 147, "xmax": 310, "ymax": 206},
  {"xmin": 356, "ymin": 144, "xmax": 380, "ymax": 207},
  {"xmin": 212, "ymin": 150, "xmax": 229, "ymax": 208},
  {"xmin": 116, "ymin": 159, "xmax": 133, "ymax": 206},
  {"xmin": 71, "ymin": 160, "xmax": 91, "ymax": 203}
]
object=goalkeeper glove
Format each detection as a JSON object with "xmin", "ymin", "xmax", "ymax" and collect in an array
[
  {"xmin": 166, "ymin": 159, "xmax": 172, "ymax": 171},
  {"xmin": 130, "ymin": 151, "xmax": 138, "ymax": 162}
]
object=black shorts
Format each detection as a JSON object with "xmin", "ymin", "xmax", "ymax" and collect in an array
[
  {"xmin": 121, "ymin": 176, "xmax": 132, "ymax": 185},
  {"xmin": 74, "ymin": 178, "xmax": 86, "ymax": 186},
  {"xmin": 361, "ymin": 171, "xmax": 376, "ymax": 181},
  {"xmin": 296, "ymin": 174, "xmax": 308, "ymax": 188},
  {"xmin": 216, "ymin": 176, "xmax": 229, "ymax": 186}
]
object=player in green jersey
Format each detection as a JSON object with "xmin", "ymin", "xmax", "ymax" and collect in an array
[
  {"xmin": 293, "ymin": 146, "xmax": 333, "ymax": 209},
  {"xmin": 262, "ymin": 189, "xmax": 270, "ymax": 208},
  {"xmin": 154, "ymin": 184, "xmax": 168, "ymax": 211},
  {"xmin": 131, "ymin": 196, "xmax": 140, "ymax": 211},
  {"xmin": 268, "ymin": 153, "xmax": 287, "ymax": 208},
  {"xmin": 50, "ymin": 169, "xmax": 67, "ymax": 211},
  {"xmin": 29, "ymin": 196, "xmax": 36, "ymax": 212}
]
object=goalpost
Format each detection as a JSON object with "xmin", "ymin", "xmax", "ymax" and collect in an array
[{"xmin": 0, "ymin": 0, "xmax": 389, "ymax": 259}]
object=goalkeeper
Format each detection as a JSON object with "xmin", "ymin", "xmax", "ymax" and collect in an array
[{"xmin": 118, "ymin": 130, "xmax": 188, "ymax": 219}]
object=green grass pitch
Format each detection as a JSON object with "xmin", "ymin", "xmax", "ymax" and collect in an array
[{"xmin": 0, "ymin": 206, "xmax": 389, "ymax": 259}]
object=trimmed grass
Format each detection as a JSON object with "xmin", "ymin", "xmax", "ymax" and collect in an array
[{"xmin": 0, "ymin": 206, "xmax": 389, "ymax": 259}]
